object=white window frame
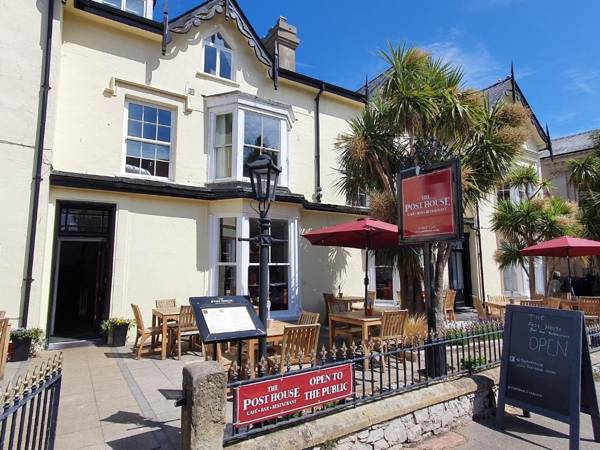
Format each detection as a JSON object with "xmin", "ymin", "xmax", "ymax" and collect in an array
[
  {"xmin": 122, "ymin": 99, "xmax": 175, "ymax": 181},
  {"xmin": 347, "ymin": 187, "xmax": 369, "ymax": 208},
  {"xmin": 208, "ymin": 214, "xmax": 300, "ymax": 320},
  {"xmin": 95, "ymin": 0, "xmax": 152, "ymax": 18},
  {"xmin": 368, "ymin": 251, "xmax": 400, "ymax": 306},
  {"xmin": 202, "ymin": 32, "xmax": 234, "ymax": 81},
  {"xmin": 206, "ymin": 95, "xmax": 291, "ymax": 186}
]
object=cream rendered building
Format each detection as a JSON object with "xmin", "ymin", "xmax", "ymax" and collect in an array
[{"xmin": 1, "ymin": 0, "xmax": 548, "ymax": 342}]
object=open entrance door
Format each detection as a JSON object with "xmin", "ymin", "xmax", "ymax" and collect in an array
[
  {"xmin": 49, "ymin": 203, "xmax": 115, "ymax": 340},
  {"xmin": 448, "ymin": 234, "xmax": 473, "ymax": 308}
]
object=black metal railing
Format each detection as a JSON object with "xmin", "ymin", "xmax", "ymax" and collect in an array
[
  {"xmin": 223, "ymin": 321, "xmax": 600, "ymax": 444},
  {"xmin": 224, "ymin": 321, "xmax": 504, "ymax": 443},
  {"xmin": 0, "ymin": 354, "xmax": 62, "ymax": 450}
]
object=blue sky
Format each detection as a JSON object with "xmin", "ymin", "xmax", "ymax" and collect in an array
[{"xmin": 157, "ymin": 0, "xmax": 600, "ymax": 138}]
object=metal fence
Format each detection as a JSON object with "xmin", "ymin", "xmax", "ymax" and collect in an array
[
  {"xmin": 0, "ymin": 354, "xmax": 63, "ymax": 450},
  {"xmin": 223, "ymin": 321, "xmax": 600, "ymax": 444}
]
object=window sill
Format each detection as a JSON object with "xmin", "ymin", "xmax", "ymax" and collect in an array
[
  {"xmin": 122, "ymin": 172, "xmax": 173, "ymax": 183},
  {"xmin": 196, "ymin": 71, "xmax": 240, "ymax": 88}
]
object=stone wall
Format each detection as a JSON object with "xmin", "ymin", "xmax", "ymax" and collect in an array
[{"xmin": 328, "ymin": 390, "xmax": 495, "ymax": 450}]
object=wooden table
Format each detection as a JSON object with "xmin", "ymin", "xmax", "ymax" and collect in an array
[
  {"xmin": 246, "ymin": 319, "xmax": 287, "ymax": 378},
  {"xmin": 152, "ymin": 306, "xmax": 181, "ymax": 359},
  {"xmin": 329, "ymin": 310, "xmax": 387, "ymax": 370}
]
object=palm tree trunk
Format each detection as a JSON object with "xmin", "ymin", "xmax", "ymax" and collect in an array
[
  {"xmin": 400, "ymin": 269, "xmax": 424, "ymax": 314},
  {"xmin": 528, "ymin": 257, "xmax": 537, "ymax": 296},
  {"xmin": 433, "ymin": 242, "xmax": 452, "ymax": 326}
]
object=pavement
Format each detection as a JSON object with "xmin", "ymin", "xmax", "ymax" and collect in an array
[{"xmin": 1, "ymin": 344, "xmax": 199, "ymax": 450}]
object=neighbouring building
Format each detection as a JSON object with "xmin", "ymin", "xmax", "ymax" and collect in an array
[
  {"xmin": 541, "ymin": 129, "xmax": 599, "ymax": 282},
  {"xmin": 1, "ymin": 0, "xmax": 548, "ymax": 343}
]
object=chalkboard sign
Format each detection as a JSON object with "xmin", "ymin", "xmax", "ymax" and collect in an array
[
  {"xmin": 496, "ymin": 305, "xmax": 600, "ymax": 450},
  {"xmin": 189, "ymin": 296, "xmax": 266, "ymax": 344}
]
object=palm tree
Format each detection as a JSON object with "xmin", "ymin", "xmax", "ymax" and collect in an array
[
  {"xmin": 491, "ymin": 166, "xmax": 581, "ymax": 295},
  {"xmin": 337, "ymin": 44, "xmax": 529, "ymax": 325}
]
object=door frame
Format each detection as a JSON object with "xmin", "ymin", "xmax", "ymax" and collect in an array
[{"xmin": 46, "ymin": 200, "xmax": 117, "ymax": 338}]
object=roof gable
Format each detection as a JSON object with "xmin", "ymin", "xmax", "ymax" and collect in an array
[{"xmin": 164, "ymin": 0, "xmax": 274, "ymax": 78}]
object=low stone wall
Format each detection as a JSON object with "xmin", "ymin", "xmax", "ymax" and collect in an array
[{"xmin": 331, "ymin": 389, "xmax": 494, "ymax": 449}]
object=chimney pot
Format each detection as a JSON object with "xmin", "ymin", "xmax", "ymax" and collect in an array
[{"xmin": 263, "ymin": 16, "xmax": 300, "ymax": 71}]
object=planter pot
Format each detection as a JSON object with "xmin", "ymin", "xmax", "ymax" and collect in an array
[
  {"xmin": 11, "ymin": 337, "xmax": 32, "ymax": 362},
  {"xmin": 110, "ymin": 325, "xmax": 129, "ymax": 347}
]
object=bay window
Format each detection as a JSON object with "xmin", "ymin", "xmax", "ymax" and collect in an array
[
  {"xmin": 248, "ymin": 219, "xmax": 290, "ymax": 311},
  {"xmin": 125, "ymin": 102, "xmax": 172, "ymax": 179},
  {"xmin": 207, "ymin": 93, "xmax": 291, "ymax": 185},
  {"xmin": 215, "ymin": 113, "xmax": 233, "ymax": 179},
  {"xmin": 243, "ymin": 112, "xmax": 281, "ymax": 178},
  {"xmin": 217, "ymin": 218, "xmax": 237, "ymax": 296},
  {"xmin": 210, "ymin": 215, "xmax": 298, "ymax": 318}
]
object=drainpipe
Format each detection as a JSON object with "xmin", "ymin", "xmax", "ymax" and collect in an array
[
  {"xmin": 22, "ymin": 0, "xmax": 55, "ymax": 328},
  {"xmin": 313, "ymin": 83, "xmax": 324, "ymax": 202},
  {"xmin": 473, "ymin": 204, "xmax": 486, "ymax": 304}
]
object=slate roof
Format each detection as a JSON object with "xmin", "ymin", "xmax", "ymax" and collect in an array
[{"xmin": 541, "ymin": 129, "xmax": 599, "ymax": 159}]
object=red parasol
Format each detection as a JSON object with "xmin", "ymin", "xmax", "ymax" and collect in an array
[{"xmin": 520, "ymin": 236, "xmax": 600, "ymax": 296}]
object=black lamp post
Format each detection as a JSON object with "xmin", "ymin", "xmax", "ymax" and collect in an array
[{"xmin": 246, "ymin": 154, "xmax": 281, "ymax": 373}]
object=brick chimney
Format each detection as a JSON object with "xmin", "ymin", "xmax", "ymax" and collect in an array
[{"xmin": 263, "ymin": 17, "xmax": 300, "ymax": 71}]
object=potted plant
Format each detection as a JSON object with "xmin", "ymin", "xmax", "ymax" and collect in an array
[
  {"xmin": 100, "ymin": 318, "xmax": 133, "ymax": 347},
  {"xmin": 10, "ymin": 328, "xmax": 44, "ymax": 362}
]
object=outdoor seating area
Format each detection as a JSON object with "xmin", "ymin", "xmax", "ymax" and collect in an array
[{"xmin": 128, "ymin": 292, "xmax": 433, "ymax": 379}]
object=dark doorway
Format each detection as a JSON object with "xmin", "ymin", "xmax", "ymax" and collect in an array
[
  {"xmin": 49, "ymin": 203, "xmax": 115, "ymax": 340},
  {"xmin": 448, "ymin": 234, "xmax": 473, "ymax": 308}
]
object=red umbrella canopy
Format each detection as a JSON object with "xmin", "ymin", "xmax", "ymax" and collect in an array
[
  {"xmin": 301, "ymin": 218, "xmax": 398, "ymax": 250},
  {"xmin": 520, "ymin": 236, "xmax": 600, "ymax": 257}
]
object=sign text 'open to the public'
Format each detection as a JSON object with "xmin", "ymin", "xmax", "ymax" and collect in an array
[{"xmin": 234, "ymin": 363, "xmax": 354, "ymax": 426}]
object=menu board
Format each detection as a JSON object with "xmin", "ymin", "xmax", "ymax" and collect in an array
[
  {"xmin": 189, "ymin": 296, "xmax": 266, "ymax": 343},
  {"xmin": 202, "ymin": 306, "xmax": 256, "ymax": 334},
  {"xmin": 496, "ymin": 305, "xmax": 600, "ymax": 449}
]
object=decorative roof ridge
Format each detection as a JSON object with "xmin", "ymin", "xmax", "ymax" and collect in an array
[{"xmin": 552, "ymin": 129, "xmax": 600, "ymax": 142}]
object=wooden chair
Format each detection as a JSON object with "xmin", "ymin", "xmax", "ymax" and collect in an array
[
  {"xmin": 578, "ymin": 297, "xmax": 600, "ymax": 323},
  {"xmin": 0, "ymin": 319, "xmax": 11, "ymax": 379},
  {"xmin": 487, "ymin": 295, "xmax": 509, "ymax": 304},
  {"xmin": 168, "ymin": 305, "xmax": 201, "ymax": 359},
  {"xmin": 155, "ymin": 298, "xmax": 177, "ymax": 309},
  {"xmin": 298, "ymin": 311, "xmax": 320, "ymax": 325},
  {"xmin": 326, "ymin": 297, "xmax": 361, "ymax": 345},
  {"xmin": 131, "ymin": 304, "xmax": 162, "ymax": 359},
  {"xmin": 444, "ymin": 290, "xmax": 457, "ymax": 321},
  {"xmin": 487, "ymin": 303, "xmax": 505, "ymax": 319},
  {"xmin": 543, "ymin": 297, "xmax": 562, "ymax": 309},
  {"xmin": 268, "ymin": 324, "xmax": 320, "ymax": 373},
  {"xmin": 473, "ymin": 296, "xmax": 487, "ymax": 319},
  {"xmin": 519, "ymin": 299, "xmax": 544, "ymax": 307}
]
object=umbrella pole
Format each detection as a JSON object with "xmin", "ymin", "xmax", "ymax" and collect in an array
[
  {"xmin": 364, "ymin": 250, "xmax": 369, "ymax": 317},
  {"xmin": 567, "ymin": 255, "xmax": 575, "ymax": 297}
]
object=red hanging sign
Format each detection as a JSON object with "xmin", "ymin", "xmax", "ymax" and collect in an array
[
  {"xmin": 234, "ymin": 363, "xmax": 354, "ymax": 426},
  {"xmin": 400, "ymin": 166, "xmax": 457, "ymax": 240}
]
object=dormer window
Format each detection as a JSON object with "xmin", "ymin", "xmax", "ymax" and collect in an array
[
  {"xmin": 96, "ymin": 0, "xmax": 147, "ymax": 17},
  {"xmin": 204, "ymin": 33, "xmax": 233, "ymax": 80}
]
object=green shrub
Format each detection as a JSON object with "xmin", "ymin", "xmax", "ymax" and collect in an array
[
  {"xmin": 100, "ymin": 317, "xmax": 134, "ymax": 333},
  {"xmin": 460, "ymin": 356, "xmax": 487, "ymax": 371}
]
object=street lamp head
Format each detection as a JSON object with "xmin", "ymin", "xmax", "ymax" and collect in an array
[{"xmin": 246, "ymin": 154, "xmax": 281, "ymax": 204}]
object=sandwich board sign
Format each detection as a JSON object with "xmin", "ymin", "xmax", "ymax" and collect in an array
[
  {"xmin": 189, "ymin": 296, "xmax": 266, "ymax": 344},
  {"xmin": 496, "ymin": 305, "xmax": 600, "ymax": 450}
]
